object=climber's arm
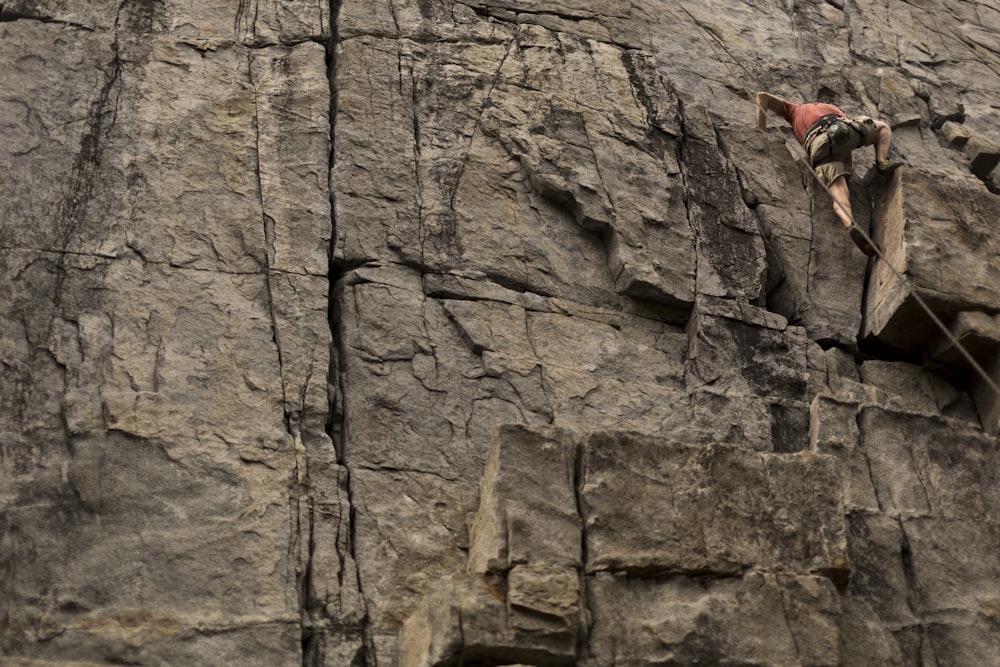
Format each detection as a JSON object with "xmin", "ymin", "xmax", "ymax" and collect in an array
[{"xmin": 755, "ymin": 92, "xmax": 787, "ymax": 130}]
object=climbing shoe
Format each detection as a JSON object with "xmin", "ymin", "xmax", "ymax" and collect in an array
[
  {"xmin": 877, "ymin": 159, "xmax": 903, "ymax": 175},
  {"xmin": 848, "ymin": 225, "xmax": 879, "ymax": 257}
]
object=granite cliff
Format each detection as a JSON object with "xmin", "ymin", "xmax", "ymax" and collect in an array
[{"xmin": 3, "ymin": 0, "xmax": 1000, "ymax": 665}]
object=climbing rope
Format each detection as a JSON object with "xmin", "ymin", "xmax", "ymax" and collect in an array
[
  {"xmin": 705, "ymin": 0, "xmax": 1000, "ymax": 404},
  {"xmin": 782, "ymin": 134, "xmax": 1000, "ymax": 400}
]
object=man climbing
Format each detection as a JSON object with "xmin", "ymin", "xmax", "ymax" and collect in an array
[{"xmin": 755, "ymin": 92, "xmax": 902, "ymax": 256}]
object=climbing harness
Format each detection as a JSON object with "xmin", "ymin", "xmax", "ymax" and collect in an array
[
  {"xmin": 803, "ymin": 114, "xmax": 849, "ymax": 151},
  {"xmin": 787, "ymin": 140, "xmax": 1000, "ymax": 401},
  {"xmin": 804, "ymin": 115, "xmax": 864, "ymax": 170}
]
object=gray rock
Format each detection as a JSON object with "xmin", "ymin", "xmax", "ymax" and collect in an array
[
  {"xmin": 468, "ymin": 424, "xmax": 580, "ymax": 574},
  {"xmin": 580, "ymin": 431, "xmax": 849, "ymax": 580},
  {"xmin": 866, "ymin": 169, "xmax": 1000, "ymax": 353},
  {"xmin": 397, "ymin": 573, "xmax": 578, "ymax": 667},
  {"xmin": 5, "ymin": 0, "xmax": 1000, "ymax": 664},
  {"xmin": 586, "ymin": 571, "xmax": 844, "ymax": 666}
]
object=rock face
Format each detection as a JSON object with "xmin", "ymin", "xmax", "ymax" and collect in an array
[{"xmin": 2, "ymin": 1, "xmax": 1000, "ymax": 666}]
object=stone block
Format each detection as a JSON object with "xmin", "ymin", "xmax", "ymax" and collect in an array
[
  {"xmin": 836, "ymin": 595, "xmax": 904, "ymax": 666},
  {"xmin": 686, "ymin": 296, "xmax": 808, "ymax": 402},
  {"xmin": 807, "ymin": 344, "xmax": 866, "ymax": 400},
  {"xmin": 903, "ymin": 517, "xmax": 1000, "ymax": 616},
  {"xmin": 580, "ymin": 431, "xmax": 848, "ymax": 579},
  {"xmin": 681, "ymin": 104, "xmax": 768, "ymax": 303},
  {"xmin": 683, "ymin": 389, "xmax": 776, "ymax": 451},
  {"xmin": 844, "ymin": 512, "xmax": 918, "ymax": 629},
  {"xmin": 397, "ymin": 576, "xmax": 471, "ymax": 667},
  {"xmin": 930, "ymin": 311, "xmax": 1000, "ymax": 433},
  {"xmin": 349, "ymin": 468, "xmax": 473, "ymax": 637},
  {"xmin": 865, "ymin": 169, "xmax": 1000, "ymax": 353},
  {"xmin": 586, "ymin": 572, "xmax": 841, "ymax": 666},
  {"xmin": 860, "ymin": 359, "xmax": 979, "ymax": 423},
  {"xmin": 860, "ymin": 407, "xmax": 1000, "ymax": 521},
  {"xmin": 468, "ymin": 424, "xmax": 581, "ymax": 574},
  {"xmin": 810, "ymin": 395, "xmax": 879, "ymax": 512},
  {"xmin": 507, "ymin": 564, "xmax": 582, "ymax": 642},
  {"xmin": 940, "ymin": 120, "xmax": 971, "ymax": 145},
  {"xmin": 801, "ymin": 161, "xmax": 871, "ymax": 346},
  {"xmin": 397, "ymin": 574, "xmax": 577, "ymax": 667},
  {"xmin": 923, "ymin": 609, "xmax": 1000, "ymax": 667},
  {"xmin": 964, "ymin": 136, "xmax": 1000, "ymax": 180}
]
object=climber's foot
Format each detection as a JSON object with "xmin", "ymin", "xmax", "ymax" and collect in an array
[
  {"xmin": 877, "ymin": 159, "xmax": 904, "ymax": 175},
  {"xmin": 849, "ymin": 225, "xmax": 879, "ymax": 257}
]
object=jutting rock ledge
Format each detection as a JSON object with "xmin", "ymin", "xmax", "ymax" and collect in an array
[{"xmin": 2, "ymin": 0, "xmax": 1000, "ymax": 665}]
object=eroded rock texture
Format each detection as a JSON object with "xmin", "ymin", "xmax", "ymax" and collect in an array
[{"xmin": 2, "ymin": 0, "xmax": 1000, "ymax": 665}]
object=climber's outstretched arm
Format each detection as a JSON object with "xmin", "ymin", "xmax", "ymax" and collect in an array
[{"xmin": 755, "ymin": 92, "xmax": 787, "ymax": 129}]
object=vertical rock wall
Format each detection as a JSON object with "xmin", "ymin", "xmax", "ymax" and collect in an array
[
  {"xmin": 2, "ymin": 0, "xmax": 1000, "ymax": 665},
  {"xmin": 1, "ymin": 1, "xmax": 343, "ymax": 663}
]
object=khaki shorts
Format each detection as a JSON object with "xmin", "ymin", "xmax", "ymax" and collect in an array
[{"xmin": 807, "ymin": 116, "xmax": 880, "ymax": 189}]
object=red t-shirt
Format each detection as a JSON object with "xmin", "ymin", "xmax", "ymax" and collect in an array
[{"xmin": 780, "ymin": 101, "xmax": 846, "ymax": 144}]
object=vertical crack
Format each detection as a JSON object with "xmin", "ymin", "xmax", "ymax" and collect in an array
[
  {"xmin": 856, "ymin": 408, "xmax": 886, "ymax": 513},
  {"xmin": 410, "ymin": 54, "xmax": 428, "ymax": 268},
  {"xmin": 318, "ymin": 0, "xmax": 373, "ymax": 664},
  {"xmin": 236, "ymin": 0, "xmax": 258, "ymax": 46},
  {"xmin": 247, "ymin": 50, "xmax": 291, "ymax": 433},
  {"xmin": 52, "ymin": 4, "xmax": 123, "ymax": 307},
  {"xmin": 572, "ymin": 434, "xmax": 589, "ymax": 663},
  {"xmin": 675, "ymin": 98, "xmax": 699, "ymax": 295},
  {"xmin": 246, "ymin": 48, "xmax": 321, "ymax": 665},
  {"xmin": 447, "ymin": 28, "xmax": 518, "ymax": 212}
]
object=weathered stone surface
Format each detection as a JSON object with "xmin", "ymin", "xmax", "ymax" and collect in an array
[
  {"xmin": 0, "ymin": 20, "xmax": 116, "ymax": 252},
  {"xmin": 6, "ymin": 0, "xmax": 1000, "ymax": 664},
  {"xmin": 506, "ymin": 564, "xmax": 581, "ymax": 640},
  {"xmin": 861, "ymin": 407, "xmax": 1000, "ymax": 521},
  {"xmin": 844, "ymin": 512, "xmax": 919, "ymax": 633},
  {"xmin": 685, "ymin": 296, "xmax": 813, "ymax": 451},
  {"xmin": 686, "ymin": 295, "xmax": 808, "ymax": 401},
  {"xmin": 2, "ymin": 431, "xmax": 300, "ymax": 663},
  {"xmin": 586, "ymin": 572, "xmax": 844, "ymax": 667},
  {"xmin": 2, "ymin": 0, "xmax": 330, "ymax": 43},
  {"xmin": 397, "ymin": 574, "xmax": 577, "ymax": 667},
  {"xmin": 333, "ymin": 22, "xmax": 696, "ymax": 311},
  {"xmin": 860, "ymin": 359, "xmax": 980, "ymax": 424},
  {"xmin": 0, "ymin": 0, "xmax": 119, "ymax": 30},
  {"xmin": 1, "ymin": 3, "xmax": 337, "ymax": 664},
  {"xmin": 845, "ymin": 407, "xmax": 1000, "ymax": 663},
  {"xmin": 930, "ymin": 311, "xmax": 1000, "ymax": 434},
  {"xmin": 810, "ymin": 395, "xmax": 880, "ymax": 513},
  {"xmin": 479, "ymin": 29, "xmax": 696, "ymax": 307},
  {"xmin": 580, "ymin": 431, "xmax": 849, "ymax": 579},
  {"xmin": 468, "ymin": 424, "xmax": 580, "ymax": 574},
  {"xmin": 682, "ymin": 104, "xmax": 767, "ymax": 303},
  {"xmin": 866, "ymin": 169, "xmax": 1000, "ymax": 349}
]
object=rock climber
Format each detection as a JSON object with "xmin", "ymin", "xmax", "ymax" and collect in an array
[{"xmin": 754, "ymin": 91, "xmax": 902, "ymax": 256}]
